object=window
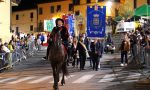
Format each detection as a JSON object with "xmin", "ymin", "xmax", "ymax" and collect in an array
[
  {"xmin": 30, "ymin": 12, "xmax": 33, "ymax": 18},
  {"xmin": 75, "ymin": 11, "xmax": 80, "ymax": 16},
  {"xmin": 98, "ymin": 0, "xmax": 104, "ymax": 2},
  {"xmin": 73, "ymin": 0, "xmax": 80, "ymax": 5},
  {"xmin": 114, "ymin": 0, "xmax": 120, "ymax": 2},
  {"xmin": 16, "ymin": 14, "xmax": 19, "ymax": 20},
  {"xmin": 39, "ymin": 7, "xmax": 43, "ymax": 15},
  {"xmin": 69, "ymin": 4, "xmax": 73, "ymax": 11},
  {"xmin": 86, "ymin": 0, "xmax": 91, "ymax": 3},
  {"xmin": 57, "ymin": 5, "xmax": 61, "ymax": 12},
  {"xmin": 30, "ymin": 25, "xmax": 33, "ymax": 31},
  {"xmin": 50, "ymin": 6, "xmax": 55, "ymax": 13}
]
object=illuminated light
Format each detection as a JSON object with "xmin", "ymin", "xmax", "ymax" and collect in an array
[
  {"xmin": 106, "ymin": 1, "xmax": 112, "ymax": 8},
  {"xmin": 105, "ymin": 1, "xmax": 113, "ymax": 16}
]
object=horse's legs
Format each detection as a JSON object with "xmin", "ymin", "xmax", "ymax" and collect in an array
[
  {"xmin": 51, "ymin": 62, "xmax": 59, "ymax": 90},
  {"xmin": 61, "ymin": 62, "xmax": 66, "ymax": 85},
  {"xmin": 61, "ymin": 73, "xmax": 65, "ymax": 86},
  {"xmin": 56, "ymin": 64, "xmax": 61, "ymax": 83}
]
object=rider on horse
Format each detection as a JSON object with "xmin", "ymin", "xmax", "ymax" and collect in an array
[{"xmin": 43, "ymin": 18, "xmax": 69, "ymax": 60}]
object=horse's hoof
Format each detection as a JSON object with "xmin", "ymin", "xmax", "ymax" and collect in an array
[
  {"xmin": 61, "ymin": 81, "xmax": 65, "ymax": 86},
  {"xmin": 53, "ymin": 87, "xmax": 59, "ymax": 90},
  {"xmin": 53, "ymin": 85, "xmax": 59, "ymax": 90}
]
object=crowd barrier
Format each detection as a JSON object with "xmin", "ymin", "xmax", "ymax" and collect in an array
[{"xmin": 0, "ymin": 41, "xmax": 38, "ymax": 72}]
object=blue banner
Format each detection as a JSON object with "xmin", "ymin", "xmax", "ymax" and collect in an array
[
  {"xmin": 68, "ymin": 16, "xmax": 74, "ymax": 36},
  {"xmin": 87, "ymin": 5, "xmax": 106, "ymax": 38}
]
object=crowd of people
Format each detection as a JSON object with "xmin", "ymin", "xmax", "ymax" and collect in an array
[
  {"xmin": 0, "ymin": 33, "xmax": 46, "ymax": 72},
  {"xmin": 119, "ymin": 26, "xmax": 150, "ymax": 67},
  {"xmin": 54, "ymin": 34, "xmax": 106, "ymax": 71}
]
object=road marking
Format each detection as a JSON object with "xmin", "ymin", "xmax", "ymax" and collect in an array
[
  {"xmin": 122, "ymin": 80, "xmax": 138, "ymax": 83},
  {"xmin": 98, "ymin": 74, "xmax": 116, "ymax": 83},
  {"xmin": 126, "ymin": 73, "xmax": 141, "ymax": 79},
  {"xmin": 28, "ymin": 76, "xmax": 52, "ymax": 84},
  {"xmin": 8, "ymin": 77, "xmax": 35, "ymax": 84},
  {"xmin": 0, "ymin": 78, "xmax": 16, "ymax": 83},
  {"xmin": 72, "ymin": 74, "xmax": 95, "ymax": 83},
  {"xmin": 49, "ymin": 75, "xmax": 75, "ymax": 83}
]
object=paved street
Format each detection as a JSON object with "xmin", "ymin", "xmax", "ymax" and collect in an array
[{"xmin": 0, "ymin": 47, "xmax": 150, "ymax": 90}]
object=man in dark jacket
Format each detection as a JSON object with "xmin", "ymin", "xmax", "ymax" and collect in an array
[{"xmin": 77, "ymin": 37, "xmax": 87, "ymax": 70}]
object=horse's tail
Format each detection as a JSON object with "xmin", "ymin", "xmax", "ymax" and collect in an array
[{"xmin": 62, "ymin": 61, "xmax": 69, "ymax": 76}]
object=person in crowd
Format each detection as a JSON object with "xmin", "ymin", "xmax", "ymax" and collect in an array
[
  {"xmin": 0, "ymin": 44, "xmax": 5, "ymax": 70},
  {"xmin": 77, "ymin": 36, "xmax": 89, "ymax": 70},
  {"xmin": 95, "ymin": 39, "xmax": 103, "ymax": 70},
  {"xmin": 120, "ymin": 38, "xmax": 130, "ymax": 66},
  {"xmin": 88, "ymin": 38, "xmax": 93, "ymax": 67},
  {"xmin": 145, "ymin": 31, "xmax": 150, "ymax": 68},
  {"xmin": 7, "ymin": 40, "xmax": 14, "ymax": 68},
  {"xmin": 42, "ymin": 18, "xmax": 69, "ymax": 60},
  {"xmin": 37, "ymin": 36, "xmax": 41, "ymax": 51},
  {"xmin": 2, "ymin": 43, "xmax": 12, "ymax": 68},
  {"xmin": 90, "ymin": 39, "xmax": 97, "ymax": 71},
  {"xmin": 40, "ymin": 33, "xmax": 45, "ymax": 45},
  {"xmin": 130, "ymin": 33, "xmax": 138, "ymax": 62},
  {"xmin": 140, "ymin": 34, "xmax": 147, "ymax": 64},
  {"xmin": 72, "ymin": 37, "xmax": 79, "ymax": 68}
]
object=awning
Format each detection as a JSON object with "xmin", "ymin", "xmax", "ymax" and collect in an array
[{"xmin": 134, "ymin": 4, "xmax": 150, "ymax": 16}]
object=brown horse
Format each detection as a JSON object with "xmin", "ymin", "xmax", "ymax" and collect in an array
[{"xmin": 48, "ymin": 30, "xmax": 69, "ymax": 90}]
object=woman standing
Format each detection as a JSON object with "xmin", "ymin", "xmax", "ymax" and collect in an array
[{"xmin": 71, "ymin": 37, "xmax": 78, "ymax": 67}]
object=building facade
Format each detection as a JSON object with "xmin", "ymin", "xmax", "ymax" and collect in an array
[
  {"xmin": 37, "ymin": 0, "xmax": 73, "ymax": 32},
  {"xmin": 0, "ymin": 0, "xmax": 19, "ymax": 43},
  {"xmin": 12, "ymin": 9, "xmax": 38, "ymax": 33}
]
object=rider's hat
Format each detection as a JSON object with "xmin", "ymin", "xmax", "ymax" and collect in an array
[{"xmin": 55, "ymin": 18, "xmax": 64, "ymax": 26}]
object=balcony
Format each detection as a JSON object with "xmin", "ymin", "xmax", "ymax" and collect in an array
[{"xmin": 11, "ymin": 0, "xmax": 21, "ymax": 6}]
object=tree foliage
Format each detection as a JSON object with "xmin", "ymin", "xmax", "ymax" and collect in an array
[{"xmin": 117, "ymin": 1, "xmax": 134, "ymax": 20}]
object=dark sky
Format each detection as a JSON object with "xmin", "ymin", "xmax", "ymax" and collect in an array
[{"xmin": 12, "ymin": 0, "xmax": 65, "ymax": 11}]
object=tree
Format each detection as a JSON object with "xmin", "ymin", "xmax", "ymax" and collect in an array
[{"xmin": 117, "ymin": 1, "xmax": 134, "ymax": 21}]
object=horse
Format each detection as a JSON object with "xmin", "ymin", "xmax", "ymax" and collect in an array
[{"xmin": 48, "ymin": 30, "xmax": 69, "ymax": 90}]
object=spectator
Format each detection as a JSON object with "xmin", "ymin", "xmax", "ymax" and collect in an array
[
  {"xmin": 3, "ymin": 43, "xmax": 10, "ymax": 53},
  {"xmin": 145, "ymin": 33, "xmax": 150, "ymax": 68},
  {"xmin": 40, "ymin": 33, "xmax": 45, "ymax": 45},
  {"xmin": 130, "ymin": 34, "xmax": 138, "ymax": 62},
  {"xmin": 120, "ymin": 38, "xmax": 130, "ymax": 66},
  {"xmin": 37, "ymin": 36, "xmax": 41, "ymax": 51},
  {"xmin": 7, "ymin": 40, "xmax": 14, "ymax": 68},
  {"xmin": 140, "ymin": 35, "xmax": 147, "ymax": 64}
]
